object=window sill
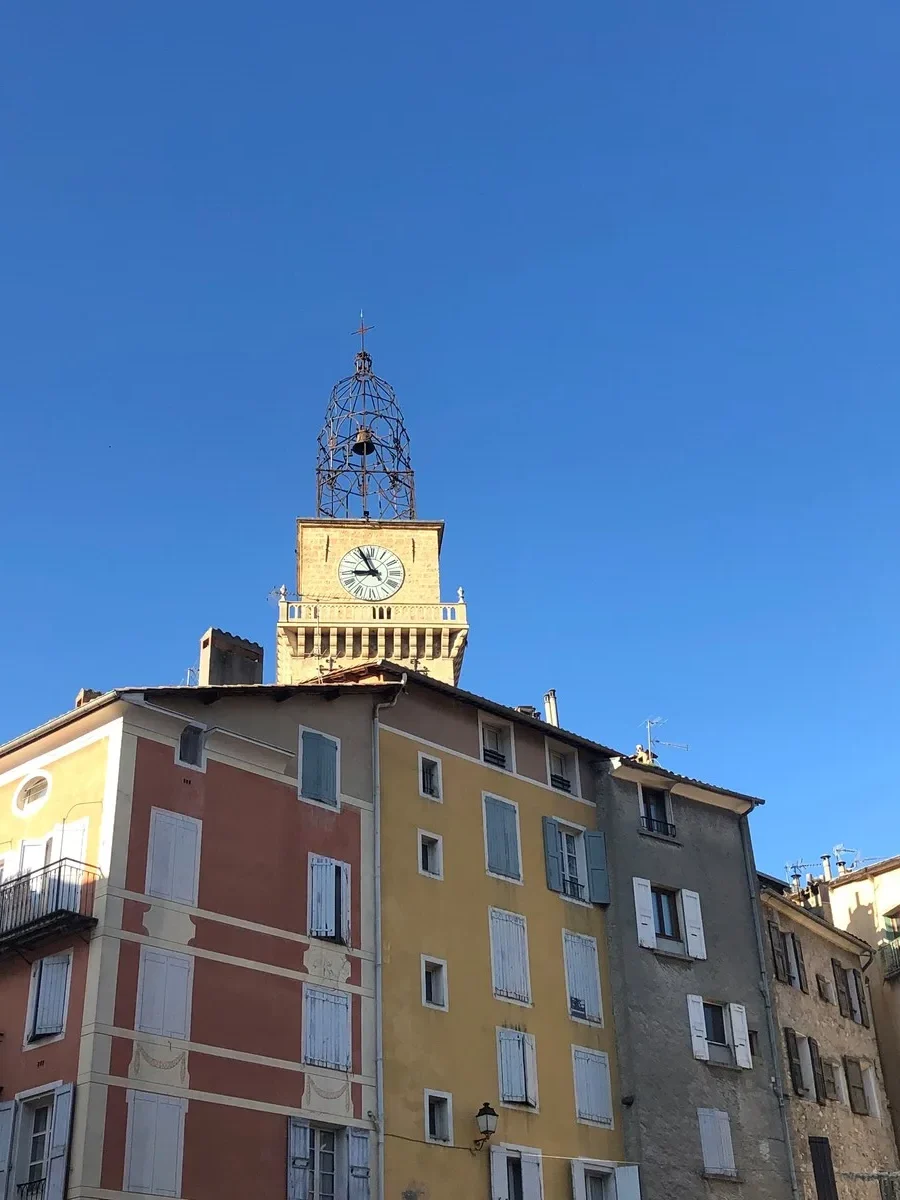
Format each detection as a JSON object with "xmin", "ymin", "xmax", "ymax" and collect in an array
[
  {"xmin": 651, "ymin": 946, "xmax": 694, "ymax": 964},
  {"xmin": 701, "ymin": 1172, "xmax": 742, "ymax": 1184},
  {"xmin": 705, "ymin": 1060, "xmax": 747, "ymax": 1073},
  {"xmin": 637, "ymin": 826, "xmax": 682, "ymax": 846}
]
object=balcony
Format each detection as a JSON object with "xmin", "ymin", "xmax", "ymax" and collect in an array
[
  {"xmin": 17, "ymin": 1180, "xmax": 45, "ymax": 1200},
  {"xmin": 880, "ymin": 940, "xmax": 900, "ymax": 981},
  {"xmin": 279, "ymin": 600, "xmax": 467, "ymax": 626},
  {"xmin": 0, "ymin": 860, "xmax": 99, "ymax": 955},
  {"xmin": 550, "ymin": 773, "xmax": 572, "ymax": 793},
  {"xmin": 641, "ymin": 813, "xmax": 677, "ymax": 838},
  {"xmin": 563, "ymin": 875, "xmax": 586, "ymax": 901}
]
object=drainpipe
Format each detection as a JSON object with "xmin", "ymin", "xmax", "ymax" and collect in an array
[
  {"xmin": 373, "ymin": 677, "xmax": 406, "ymax": 1200},
  {"xmin": 739, "ymin": 812, "xmax": 801, "ymax": 1200}
]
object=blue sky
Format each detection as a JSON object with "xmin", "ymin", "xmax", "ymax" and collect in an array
[{"xmin": 2, "ymin": 2, "xmax": 898, "ymax": 876}]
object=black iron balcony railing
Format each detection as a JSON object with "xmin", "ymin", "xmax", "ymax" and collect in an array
[
  {"xmin": 880, "ymin": 940, "xmax": 900, "ymax": 981},
  {"xmin": 483, "ymin": 747, "xmax": 507, "ymax": 769},
  {"xmin": 0, "ymin": 859, "xmax": 99, "ymax": 953},
  {"xmin": 641, "ymin": 813, "xmax": 677, "ymax": 838},
  {"xmin": 17, "ymin": 1178, "xmax": 46, "ymax": 1200},
  {"xmin": 562, "ymin": 875, "xmax": 586, "ymax": 901},
  {"xmin": 550, "ymin": 773, "xmax": 572, "ymax": 793}
]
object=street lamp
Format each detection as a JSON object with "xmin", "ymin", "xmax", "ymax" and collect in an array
[{"xmin": 473, "ymin": 1102, "xmax": 499, "ymax": 1151}]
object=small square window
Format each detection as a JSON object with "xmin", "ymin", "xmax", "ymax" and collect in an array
[
  {"xmin": 748, "ymin": 1029, "xmax": 760, "ymax": 1059},
  {"xmin": 547, "ymin": 743, "xmax": 578, "ymax": 794},
  {"xmin": 177, "ymin": 725, "xmax": 204, "ymax": 769},
  {"xmin": 419, "ymin": 755, "xmax": 442, "ymax": 801},
  {"xmin": 481, "ymin": 718, "xmax": 513, "ymax": 771},
  {"xmin": 651, "ymin": 887, "xmax": 681, "ymax": 941},
  {"xmin": 424, "ymin": 1091, "xmax": 452, "ymax": 1144},
  {"xmin": 640, "ymin": 786, "xmax": 675, "ymax": 837},
  {"xmin": 418, "ymin": 832, "xmax": 443, "ymax": 879},
  {"xmin": 422, "ymin": 957, "xmax": 448, "ymax": 1010}
]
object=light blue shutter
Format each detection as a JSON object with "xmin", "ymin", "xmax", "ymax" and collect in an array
[
  {"xmin": 573, "ymin": 1049, "xmax": 612, "ymax": 1125},
  {"xmin": 0, "ymin": 1101, "xmax": 14, "ymax": 1200},
  {"xmin": 304, "ymin": 986, "xmax": 351, "ymax": 1069},
  {"xmin": 46, "ymin": 1083, "xmax": 74, "ymax": 1200},
  {"xmin": 309, "ymin": 857, "xmax": 336, "ymax": 937},
  {"xmin": 33, "ymin": 955, "xmax": 69, "ymax": 1036},
  {"xmin": 584, "ymin": 831, "xmax": 610, "ymax": 904},
  {"xmin": 348, "ymin": 1129, "xmax": 370, "ymax": 1200},
  {"xmin": 614, "ymin": 1165, "xmax": 642, "ymax": 1200},
  {"xmin": 498, "ymin": 1029, "xmax": 527, "ymax": 1101},
  {"xmin": 148, "ymin": 810, "xmax": 176, "ymax": 899},
  {"xmin": 126, "ymin": 1091, "xmax": 183, "ymax": 1196},
  {"xmin": 162, "ymin": 952, "xmax": 192, "ymax": 1039},
  {"xmin": 171, "ymin": 816, "xmax": 201, "ymax": 905},
  {"xmin": 542, "ymin": 817, "xmax": 563, "ymax": 892},
  {"xmin": 564, "ymin": 932, "xmax": 602, "ymax": 1022},
  {"xmin": 288, "ymin": 1119, "xmax": 310, "ymax": 1200},
  {"xmin": 301, "ymin": 731, "xmax": 338, "ymax": 805},
  {"xmin": 490, "ymin": 910, "xmax": 531, "ymax": 1003},
  {"xmin": 136, "ymin": 949, "xmax": 167, "ymax": 1035},
  {"xmin": 484, "ymin": 797, "xmax": 520, "ymax": 879},
  {"xmin": 340, "ymin": 861, "xmax": 351, "ymax": 943}
]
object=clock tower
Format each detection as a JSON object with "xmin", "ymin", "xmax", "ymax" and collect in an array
[{"xmin": 275, "ymin": 330, "xmax": 468, "ymax": 686}]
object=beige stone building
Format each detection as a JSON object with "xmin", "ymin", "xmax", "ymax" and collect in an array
[{"xmin": 760, "ymin": 878, "xmax": 899, "ymax": 1199}]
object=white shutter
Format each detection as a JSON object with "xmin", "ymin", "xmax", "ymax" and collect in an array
[
  {"xmin": 570, "ymin": 1161, "xmax": 587, "ymax": 1200},
  {"xmin": 524, "ymin": 1034, "xmax": 538, "ymax": 1107},
  {"xmin": 125, "ymin": 1090, "xmax": 184, "ymax": 1198},
  {"xmin": 614, "ymin": 1165, "xmax": 642, "ymax": 1200},
  {"xmin": 171, "ymin": 815, "xmax": 201, "ymax": 904},
  {"xmin": 147, "ymin": 809, "xmax": 201, "ymax": 904},
  {"xmin": 0, "ymin": 1101, "xmax": 14, "ymax": 1200},
  {"xmin": 729, "ymin": 1003, "xmax": 752, "ymax": 1069},
  {"xmin": 682, "ymin": 890, "xmax": 707, "ymax": 960},
  {"xmin": 303, "ymin": 986, "xmax": 350, "ymax": 1070},
  {"xmin": 45, "ymin": 1082, "xmax": 75, "ymax": 1200},
  {"xmin": 490, "ymin": 909, "xmax": 531, "ymax": 1003},
  {"xmin": 498, "ymin": 1028, "xmax": 527, "ymax": 1102},
  {"xmin": 288, "ymin": 1118, "xmax": 310, "ymax": 1200},
  {"xmin": 137, "ymin": 948, "xmax": 192, "ymax": 1039},
  {"xmin": 340, "ymin": 861, "xmax": 351, "ymax": 943},
  {"xmin": 573, "ymin": 1048, "xmax": 612, "ymax": 1126},
  {"xmin": 490, "ymin": 1145, "xmax": 508, "ymax": 1200},
  {"xmin": 698, "ymin": 1108, "xmax": 735, "ymax": 1176},
  {"xmin": 348, "ymin": 1128, "xmax": 371, "ymax": 1200},
  {"xmin": 308, "ymin": 856, "xmax": 336, "ymax": 938},
  {"xmin": 633, "ymin": 878, "xmax": 656, "ymax": 949},
  {"xmin": 33, "ymin": 955, "xmax": 70, "ymax": 1037},
  {"xmin": 152, "ymin": 1095, "xmax": 185, "ymax": 1196},
  {"xmin": 162, "ymin": 952, "xmax": 192, "ymax": 1040},
  {"xmin": 521, "ymin": 1151, "xmax": 542, "ymax": 1200},
  {"xmin": 686, "ymin": 994, "xmax": 709, "ymax": 1061},
  {"xmin": 564, "ymin": 932, "xmax": 602, "ymax": 1022}
]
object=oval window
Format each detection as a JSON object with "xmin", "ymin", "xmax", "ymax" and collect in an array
[{"xmin": 13, "ymin": 773, "xmax": 50, "ymax": 815}]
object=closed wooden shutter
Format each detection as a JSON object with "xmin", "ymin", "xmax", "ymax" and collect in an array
[
  {"xmin": 785, "ymin": 1028, "xmax": 805, "ymax": 1094},
  {"xmin": 729, "ymin": 1003, "xmax": 752, "ymax": 1069},
  {"xmin": 573, "ymin": 1048, "xmax": 612, "ymax": 1126},
  {"xmin": 136, "ymin": 947, "xmax": 192, "ymax": 1040},
  {"xmin": 698, "ymin": 1108, "xmax": 736, "ymax": 1177},
  {"xmin": 633, "ymin": 878, "xmax": 656, "ymax": 949},
  {"xmin": 614, "ymin": 1165, "xmax": 642, "ymax": 1200},
  {"xmin": 300, "ymin": 730, "xmax": 338, "ymax": 805},
  {"xmin": 45, "ymin": 1083, "xmax": 75, "ymax": 1200},
  {"xmin": 489, "ymin": 909, "xmax": 531, "ymax": 1003},
  {"xmin": 309, "ymin": 856, "xmax": 337, "ymax": 938},
  {"xmin": 303, "ymin": 985, "xmax": 351, "ymax": 1070},
  {"xmin": 832, "ymin": 958, "xmax": 852, "ymax": 1017},
  {"xmin": 768, "ymin": 921, "xmax": 789, "ymax": 983},
  {"xmin": 809, "ymin": 1137, "xmax": 838, "ymax": 1200},
  {"xmin": 348, "ymin": 1128, "xmax": 370, "ymax": 1200},
  {"xmin": 584, "ymin": 831, "xmax": 610, "ymax": 905},
  {"xmin": 498, "ymin": 1028, "xmax": 528, "ymax": 1102},
  {"xmin": 542, "ymin": 817, "xmax": 563, "ymax": 892},
  {"xmin": 844, "ymin": 1056, "xmax": 869, "ymax": 1114},
  {"xmin": 125, "ymin": 1090, "xmax": 184, "ymax": 1198},
  {"xmin": 520, "ymin": 1152, "xmax": 542, "ymax": 1200},
  {"xmin": 287, "ymin": 1118, "xmax": 310, "ymax": 1200},
  {"xmin": 147, "ymin": 808, "xmax": 201, "ymax": 905},
  {"xmin": 563, "ymin": 931, "xmax": 602, "ymax": 1023},
  {"xmin": 682, "ymin": 890, "xmax": 707, "ymax": 959},
  {"xmin": 0, "ymin": 1101, "xmax": 14, "ymax": 1200},
  {"xmin": 687, "ymin": 994, "xmax": 709, "ymax": 1060},
  {"xmin": 808, "ymin": 1037, "xmax": 826, "ymax": 1105},
  {"xmin": 32, "ymin": 954, "xmax": 70, "ymax": 1037},
  {"xmin": 792, "ymin": 935, "xmax": 808, "ymax": 992},
  {"xmin": 484, "ymin": 797, "xmax": 520, "ymax": 879},
  {"xmin": 489, "ymin": 1146, "xmax": 507, "ymax": 1200},
  {"xmin": 852, "ymin": 968, "xmax": 870, "ymax": 1027}
]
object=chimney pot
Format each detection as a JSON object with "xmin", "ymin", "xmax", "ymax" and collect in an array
[
  {"xmin": 543, "ymin": 689, "xmax": 559, "ymax": 727},
  {"xmin": 821, "ymin": 854, "xmax": 833, "ymax": 881}
]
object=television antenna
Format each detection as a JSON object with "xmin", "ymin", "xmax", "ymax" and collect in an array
[{"xmin": 637, "ymin": 717, "xmax": 689, "ymax": 765}]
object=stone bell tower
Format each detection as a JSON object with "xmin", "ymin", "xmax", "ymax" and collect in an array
[{"xmin": 275, "ymin": 325, "xmax": 468, "ymax": 686}]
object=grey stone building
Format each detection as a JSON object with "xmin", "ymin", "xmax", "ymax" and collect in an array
[{"xmin": 597, "ymin": 758, "xmax": 797, "ymax": 1200}]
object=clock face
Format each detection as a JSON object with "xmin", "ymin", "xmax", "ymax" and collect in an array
[{"xmin": 338, "ymin": 545, "xmax": 405, "ymax": 601}]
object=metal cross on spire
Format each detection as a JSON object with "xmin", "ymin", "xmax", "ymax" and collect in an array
[{"xmin": 315, "ymin": 319, "xmax": 417, "ymax": 520}]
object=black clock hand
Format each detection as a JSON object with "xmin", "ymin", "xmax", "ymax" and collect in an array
[
  {"xmin": 360, "ymin": 550, "xmax": 376, "ymax": 572},
  {"xmin": 353, "ymin": 568, "xmax": 379, "ymax": 576}
]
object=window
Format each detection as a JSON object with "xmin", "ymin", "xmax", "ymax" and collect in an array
[
  {"xmin": 844, "ymin": 1056, "xmax": 870, "ymax": 1114},
  {"xmin": 489, "ymin": 908, "xmax": 531, "ymax": 1004},
  {"xmin": 308, "ymin": 856, "xmax": 351, "ymax": 943},
  {"xmin": 563, "ymin": 931, "xmax": 602, "ymax": 1023},
  {"xmin": 287, "ymin": 1122, "xmax": 370, "ymax": 1200},
  {"xmin": 816, "ymin": 973, "xmax": 836, "ymax": 1004},
  {"xmin": 832, "ymin": 959, "xmax": 870, "ymax": 1026},
  {"xmin": 633, "ymin": 878, "xmax": 706, "ymax": 958},
  {"xmin": 1, "ymin": 1084, "xmax": 74, "ymax": 1200},
  {"xmin": 422, "ymin": 957, "xmax": 448, "ymax": 1010},
  {"xmin": 489, "ymin": 1147, "xmax": 543, "ymax": 1200},
  {"xmin": 124, "ymin": 1089, "xmax": 186, "ymax": 1196},
  {"xmin": 483, "ymin": 795, "xmax": 521, "ymax": 881},
  {"xmin": 543, "ymin": 819, "xmax": 609, "ymax": 905},
  {"xmin": 26, "ymin": 951, "xmax": 71, "ymax": 1043},
  {"xmin": 687, "ymin": 995, "xmax": 752, "ymax": 1068},
  {"xmin": 570, "ymin": 1162, "xmax": 640, "ymax": 1200},
  {"xmin": 481, "ymin": 718, "xmax": 513, "ymax": 771},
  {"xmin": 572, "ymin": 1047, "xmax": 613, "ymax": 1126},
  {"xmin": 419, "ymin": 754, "xmax": 442, "ymax": 800},
  {"xmin": 300, "ymin": 728, "xmax": 339, "ymax": 807},
  {"xmin": 136, "ymin": 947, "xmax": 193, "ymax": 1040},
  {"xmin": 146, "ymin": 808, "xmax": 201, "ymax": 906},
  {"xmin": 497, "ymin": 1028, "xmax": 538, "ymax": 1106},
  {"xmin": 546, "ymin": 742, "xmax": 578, "ymax": 795},
  {"xmin": 176, "ymin": 725, "xmax": 204, "ymax": 769},
  {"xmin": 303, "ymin": 985, "xmax": 351, "ymax": 1070},
  {"xmin": 13, "ymin": 774, "xmax": 51, "ymax": 816},
  {"xmin": 418, "ymin": 831, "xmax": 443, "ymax": 879},
  {"xmin": 771, "ymin": 926, "xmax": 808, "ymax": 991},
  {"xmin": 697, "ymin": 1108, "xmax": 736, "ymax": 1178},
  {"xmin": 809, "ymin": 1137, "xmax": 838, "ymax": 1200},
  {"xmin": 424, "ymin": 1091, "xmax": 452, "ymax": 1144},
  {"xmin": 639, "ymin": 785, "xmax": 675, "ymax": 837}
]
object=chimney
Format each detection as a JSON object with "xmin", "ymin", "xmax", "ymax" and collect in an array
[
  {"xmin": 543, "ymin": 689, "xmax": 559, "ymax": 727},
  {"xmin": 836, "ymin": 857, "xmax": 847, "ymax": 877},
  {"xmin": 790, "ymin": 871, "xmax": 802, "ymax": 893},
  {"xmin": 821, "ymin": 854, "xmax": 833, "ymax": 881},
  {"xmin": 74, "ymin": 688, "xmax": 103, "ymax": 708},
  {"xmin": 514, "ymin": 705, "xmax": 540, "ymax": 719},
  {"xmin": 198, "ymin": 628, "xmax": 264, "ymax": 687}
]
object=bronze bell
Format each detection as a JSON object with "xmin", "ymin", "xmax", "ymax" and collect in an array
[{"xmin": 352, "ymin": 426, "xmax": 375, "ymax": 456}]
